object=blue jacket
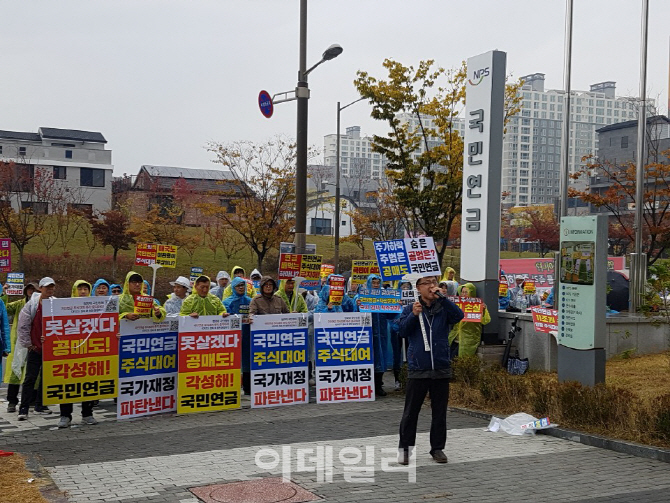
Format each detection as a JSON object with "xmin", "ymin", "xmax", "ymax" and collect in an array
[
  {"xmin": 0, "ymin": 299, "xmax": 11, "ymax": 360},
  {"xmin": 398, "ymin": 296, "xmax": 463, "ymax": 378}
]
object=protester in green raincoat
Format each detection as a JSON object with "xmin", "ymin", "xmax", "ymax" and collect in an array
[
  {"xmin": 118, "ymin": 271, "xmax": 166, "ymax": 322},
  {"xmin": 71, "ymin": 280, "xmax": 92, "ymax": 298},
  {"xmin": 3, "ymin": 283, "xmax": 37, "ymax": 413},
  {"xmin": 440, "ymin": 267, "xmax": 459, "ymax": 296},
  {"xmin": 276, "ymin": 279, "xmax": 308, "ymax": 313},
  {"xmin": 221, "ymin": 266, "xmax": 254, "ymax": 300},
  {"xmin": 448, "ymin": 283, "xmax": 491, "ymax": 358},
  {"xmin": 180, "ymin": 275, "xmax": 228, "ymax": 317}
]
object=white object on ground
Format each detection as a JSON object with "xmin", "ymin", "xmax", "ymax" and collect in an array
[{"xmin": 486, "ymin": 412, "xmax": 557, "ymax": 436}]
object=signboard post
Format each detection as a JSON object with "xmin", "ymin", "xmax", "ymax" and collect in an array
[
  {"xmin": 460, "ymin": 50, "xmax": 506, "ymax": 342},
  {"xmin": 557, "ymin": 215, "xmax": 607, "ymax": 386}
]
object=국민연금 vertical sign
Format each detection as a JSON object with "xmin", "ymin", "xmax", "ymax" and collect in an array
[
  {"xmin": 250, "ymin": 313, "xmax": 309, "ymax": 408},
  {"xmin": 373, "ymin": 237, "xmax": 441, "ymax": 281},
  {"xmin": 0, "ymin": 238, "xmax": 11, "ymax": 272},
  {"xmin": 177, "ymin": 315, "xmax": 241, "ymax": 413},
  {"xmin": 314, "ymin": 312, "xmax": 374, "ymax": 403},
  {"xmin": 42, "ymin": 296, "xmax": 119, "ymax": 405},
  {"xmin": 117, "ymin": 318, "xmax": 179, "ymax": 419}
]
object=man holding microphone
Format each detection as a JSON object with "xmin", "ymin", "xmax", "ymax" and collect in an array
[{"xmin": 397, "ymin": 275, "xmax": 463, "ymax": 465}]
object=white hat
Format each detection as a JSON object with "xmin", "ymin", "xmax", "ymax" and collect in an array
[
  {"xmin": 169, "ymin": 276, "xmax": 192, "ymax": 291},
  {"xmin": 216, "ymin": 270, "xmax": 230, "ymax": 281},
  {"xmin": 39, "ymin": 277, "xmax": 56, "ymax": 287}
]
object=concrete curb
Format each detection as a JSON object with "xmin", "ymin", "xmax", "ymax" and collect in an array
[{"xmin": 449, "ymin": 406, "xmax": 670, "ymax": 464}]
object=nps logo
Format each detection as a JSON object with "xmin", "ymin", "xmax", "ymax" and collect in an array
[{"xmin": 469, "ymin": 67, "xmax": 490, "ymax": 86}]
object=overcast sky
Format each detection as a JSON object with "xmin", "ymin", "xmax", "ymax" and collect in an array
[{"xmin": 3, "ymin": 0, "xmax": 669, "ymax": 176}]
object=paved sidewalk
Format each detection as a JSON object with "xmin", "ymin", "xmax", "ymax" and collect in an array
[{"xmin": 1, "ymin": 389, "xmax": 670, "ymax": 503}]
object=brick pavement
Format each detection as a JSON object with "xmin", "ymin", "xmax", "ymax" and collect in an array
[{"xmin": 1, "ymin": 387, "xmax": 670, "ymax": 502}]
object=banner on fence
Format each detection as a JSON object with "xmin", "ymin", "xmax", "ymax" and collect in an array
[
  {"xmin": 373, "ymin": 237, "xmax": 441, "ymax": 281},
  {"xmin": 42, "ymin": 296, "xmax": 119, "ymax": 405},
  {"xmin": 448, "ymin": 296, "xmax": 484, "ymax": 322},
  {"xmin": 177, "ymin": 315, "xmax": 241, "ymax": 413},
  {"xmin": 530, "ymin": 306, "xmax": 558, "ymax": 333},
  {"xmin": 6, "ymin": 272, "xmax": 24, "ymax": 296},
  {"xmin": 314, "ymin": 313, "xmax": 374, "ymax": 404},
  {"xmin": 0, "ymin": 238, "xmax": 10, "ymax": 273},
  {"xmin": 250, "ymin": 313, "xmax": 309, "ymax": 408},
  {"xmin": 278, "ymin": 253, "xmax": 323, "ymax": 289},
  {"xmin": 117, "ymin": 318, "xmax": 179, "ymax": 419},
  {"xmin": 356, "ymin": 288, "xmax": 402, "ymax": 313}
]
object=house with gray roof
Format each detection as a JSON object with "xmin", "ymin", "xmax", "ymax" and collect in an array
[{"xmin": 0, "ymin": 126, "xmax": 112, "ymax": 214}]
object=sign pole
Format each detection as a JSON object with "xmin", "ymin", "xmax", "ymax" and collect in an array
[{"xmin": 149, "ymin": 263, "xmax": 162, "ymax": 300}]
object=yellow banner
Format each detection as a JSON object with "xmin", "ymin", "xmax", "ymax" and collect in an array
[{"xmin": 177, "ymin": 369, "xmax": 240, "ymax": 414}]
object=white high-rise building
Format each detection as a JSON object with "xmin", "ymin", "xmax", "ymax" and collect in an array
[
  {"xmin": 504, "ymin": 73, "xmax": 652, "ymax": 207},
  {"xmin": 323, "ymin": 126, "xmax": 386, "ymax": 180}
]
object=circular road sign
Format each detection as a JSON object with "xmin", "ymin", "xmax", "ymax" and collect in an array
[{"xmin": 259, "ymin": 90, "xmax": 273, "ymax": 119}]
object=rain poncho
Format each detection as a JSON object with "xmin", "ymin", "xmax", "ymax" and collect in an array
[
  {"xmin": 314, "ymin": 275, "xmax": 343, "ymax": 313},
  {"xmin": 222, "ymin": 266, "xmax": 254, "ymax": 299},
  {"xmin": 71, "ymin": 280, "xmax": 92, "ymax": 298},
  {"xmin": 508, "ymin": 279, "xmax": 541, "ymax": 309},
  {"xmin": 110, "ymin": 284, "xmax": 122, "ymax": 293},
  {"xmin": 210, "ymin": 271, "xmax": 231, "ymax": 300},
  {"xmin": 441, "ymin": 267, "xmax": 459, "ymax": 296},
  {"xmin": 448, "ymin": 283, "xmax": 491, "ymax": 357},
  {"xmin": 276, "ymin": 280, "xmax": 308, "ymax": 313},
  {"xmin": 164, "ymin": 293, "xmax": 187, "ymax": 316},
  {"xmin": 91, "ymin": 279, "xmax": 110, "ymax": 296},
  {"xmin": 119, "ymin": 271, "xmax": 166, "ymax": 322},
  {"xmin": 2, "ymin": 286, "xmax": 34, "ymax": 384},
  {"xmin": 223, "ymin": 277, "xmax": 252, "ymax": 372},
  {"xmin": 354, "ymin": 274, "xmax": 396, "ymax": 372},
  {"xmin": 0, "ymin": 299, "xmax": 10, "ymax": 380},
  {"xmin": 180, "ymin": 276, "xmax": 227, "ymax": 316}
]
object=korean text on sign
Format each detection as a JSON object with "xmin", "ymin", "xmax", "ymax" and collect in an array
[
  {"xmin": 250, "ymin": 314, "xmax": 309, "ymax": 409},
  {"xmin": 328, "ymin": 275, "xmax": 346, "ymax": 305},
  {"xmin": 314, "ymin": 313, "xmax": 375, "ymax": 404},
  {"xmin": 42, "ymin": 297, "xmax": 119, "ymax": 405},
  {"xmin": 177, "ymin": 316, "xmax": 241, "ymax": 413},
  {"xmin": 134, "ymin": 295, "xmax": 154, "ymax": 315},
  {"xmin": 448, "ymin": 296, "xmax": 484, "ymax": 322},
  {"xmin": 320, "ymin": 264, "xmax": 335, "ymax": 278},
  {"xmin": 530, "ymin": 306, "xmax": 558, "ymax": 333},
  {"xmin": 117, "ymin": 319, "xmax": 179, "ymax": 419},
  {"xmin": 6, "ymin": 272, "xmax": 24, "ymax": 296},
  {"xmin": 373, "ymin": 237, "xmax": 441, "ymax": 281},
  {"xmin": 350, "ymin": 260, "xmax": 380, "ymax": 287},
  {"xmin": 0, "ymin": 238, "xmax": 11, "ymax": 272},
  {"xmin": 357, "ymin": 288, "xmax": 402, "ymax": 314}
]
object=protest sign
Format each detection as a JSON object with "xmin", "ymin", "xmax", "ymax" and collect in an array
[
  {"xmin": 499, "ymin": 281, "xmax": 509, "ymax": 297},
  {"xmin": 177, "ymin": 315, "xmax": 241, "ymax": 413},
  {"xmin": 42, "ymin": 296, "xmax": 119, "ymax": 405},
  {"xmin": 373, "ymin": 237, "xmax": 440, "ymax": 281},
  {"xmin": 0, "ymin": 239, "xmax": 11, "ymax": 272},
  {"xmin": 320, "ymin": 264, "xmax": 335, "ymax": 278},
  {"xmin": 314, "ymin": 313, "xmax": 374, "ymax": 403},
  {"xmin": 117, "ymin": 318, "xmax": 179, "ymax": 419},
  {"xmin": 524, "ymin": 280, "xmax": 537, "ymax": 294},
  {"xmin": 134, "ymin": 295, "xmax": 153, "ymax": 315},
  {"xmin": 250, "ymin": 313, "xmax": 309, "ymax": 408},
  {"xmin": 278, "ymin": 253, "xmax": 323, "ymax": 289},
  {"xmin": 190, "ymin": 266, "xmax": 204, "ymax": 285},
  {"xmin": 356, "ymin": 288, "xmax": 402, "ymax": 314},
  {"xmin": 134, "ymin": 243, "xmax": 177, "ymax": 268},
  {"xmin": 350, "ymin": 260, "xmax": 380, "ymax": 287},
  {"xmin": 6, "ymin": 272, "xmax": 24, "ymax": 296},
  {"xmin": 328, "ymin": 275, "xmax": 346, "ymax": 305},
  {"xmin": 530, "ymin": 306, "xmax": 558, "ymax": 333},
  {"xmin": 448, "ymin": 296, "xmax": 484, "ymax": 322},
  {"xmin": 400, "ymin": 288, "xmax": 416, "ymax": 307}
]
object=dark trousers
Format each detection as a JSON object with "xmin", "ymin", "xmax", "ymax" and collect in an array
[
  {"xmin": 19, "ymin": 350, "xmax": 43, "ymax": 412},
  {"xmin": 398, "ymin": 378, "xmax": 450, "ymax": 454},
  {"xmin": 6, "ymin": 383, "xmax": 20, "ymax": 405},
  {"xmin": 60, "ymin": 401, "xmax": 95, "ymax": 419}
]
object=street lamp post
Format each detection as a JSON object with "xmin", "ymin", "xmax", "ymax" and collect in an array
[
  {"xmin": 293, "ymin": 0, "xmax": 343, "ymax": 254},
  {"xmin": 334, "ymin": 97, "xmax": 365, "ymax": 273}
]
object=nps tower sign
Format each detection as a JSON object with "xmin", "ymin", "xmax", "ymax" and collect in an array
[
  {"xmin": 557, "ymin": 215, "xmax": 607, "ymax": 386},
  {"xmin": 460, "ymin": 50, "xmax": 506, "ymax": 339}
]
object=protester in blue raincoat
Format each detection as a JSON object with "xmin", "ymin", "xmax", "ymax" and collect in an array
[
  {"xmin": 314, "ymin": 275, "xmax": 344, "ymax": 313},
  {"xmin": 223, "ymin": 277, "xmax": 253, "ymax": 394},
  {"xmin": 91, "ymin": 279, "xmax": 110, "ymax": 297},
  {"xmin": 354, "ymin": 273, "xmax": 396, "ymax": 396}
]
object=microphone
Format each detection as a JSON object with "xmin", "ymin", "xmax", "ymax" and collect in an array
[{"xmin": 434, "ymin": 290, "xmax": 446, "ymax": 299}]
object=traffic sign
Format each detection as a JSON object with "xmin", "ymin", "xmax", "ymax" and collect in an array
[{"xmin": 258, "ymin": 90, "xmax": 273, "ymax": 118}]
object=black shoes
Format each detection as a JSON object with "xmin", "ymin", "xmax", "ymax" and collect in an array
[{"xmin": 431, "ymin": 449, "xmax": 448, "ymax": 463}]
